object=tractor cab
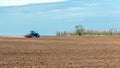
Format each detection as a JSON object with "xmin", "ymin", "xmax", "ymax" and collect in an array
[
  {"xmin": 30, "ymin": 31, "xmax": 40, "ymax": 38},
  {"xmin": 25, "ymin": 31, "xmax": 40, "ymax": 38}
]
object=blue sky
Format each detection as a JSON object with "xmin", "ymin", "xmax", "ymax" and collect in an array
[{"xmin": 0, "ymin": 0, "xmax": 120, "ymax": 35}]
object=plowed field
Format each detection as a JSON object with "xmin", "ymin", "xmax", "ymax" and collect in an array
[{"xmin": 0, "ymin": 36, "xmax": 120, "ymax": 68}]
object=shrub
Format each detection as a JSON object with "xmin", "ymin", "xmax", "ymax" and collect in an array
[{"xmin": 75, "ymin": 25, "xmax": 85, "ymax": 36}]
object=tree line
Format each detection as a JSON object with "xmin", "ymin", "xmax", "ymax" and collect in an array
[{"xmin": 56, "ymin": 25, "xmax": 120, "ymax": 36}]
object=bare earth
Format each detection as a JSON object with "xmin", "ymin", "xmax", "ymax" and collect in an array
[{"xmin": 0, "ymin": 36, "xmax": 120, "ymax": 68}]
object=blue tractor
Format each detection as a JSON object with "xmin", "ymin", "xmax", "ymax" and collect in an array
[{"xmin": 25, "ymin": 31, "xmax": 40, "ymax": 38}]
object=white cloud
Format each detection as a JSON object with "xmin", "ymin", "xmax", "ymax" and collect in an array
[
  {"xmin": 0, "ymin": 0, "xmax": 66, "ymax": 6},
  {"xmin": 67, "ymin": 7, "xmax": 85, "ymax": 11}
]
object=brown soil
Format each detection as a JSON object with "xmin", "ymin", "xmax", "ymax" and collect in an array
[{"xmin": 0, "ymin": 36, "xmax": 120, "ymax": 68}]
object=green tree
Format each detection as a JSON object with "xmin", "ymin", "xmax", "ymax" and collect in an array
[{"xmin": 75, "ymin": 25, "xmax": 85, "ymax": 36}]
